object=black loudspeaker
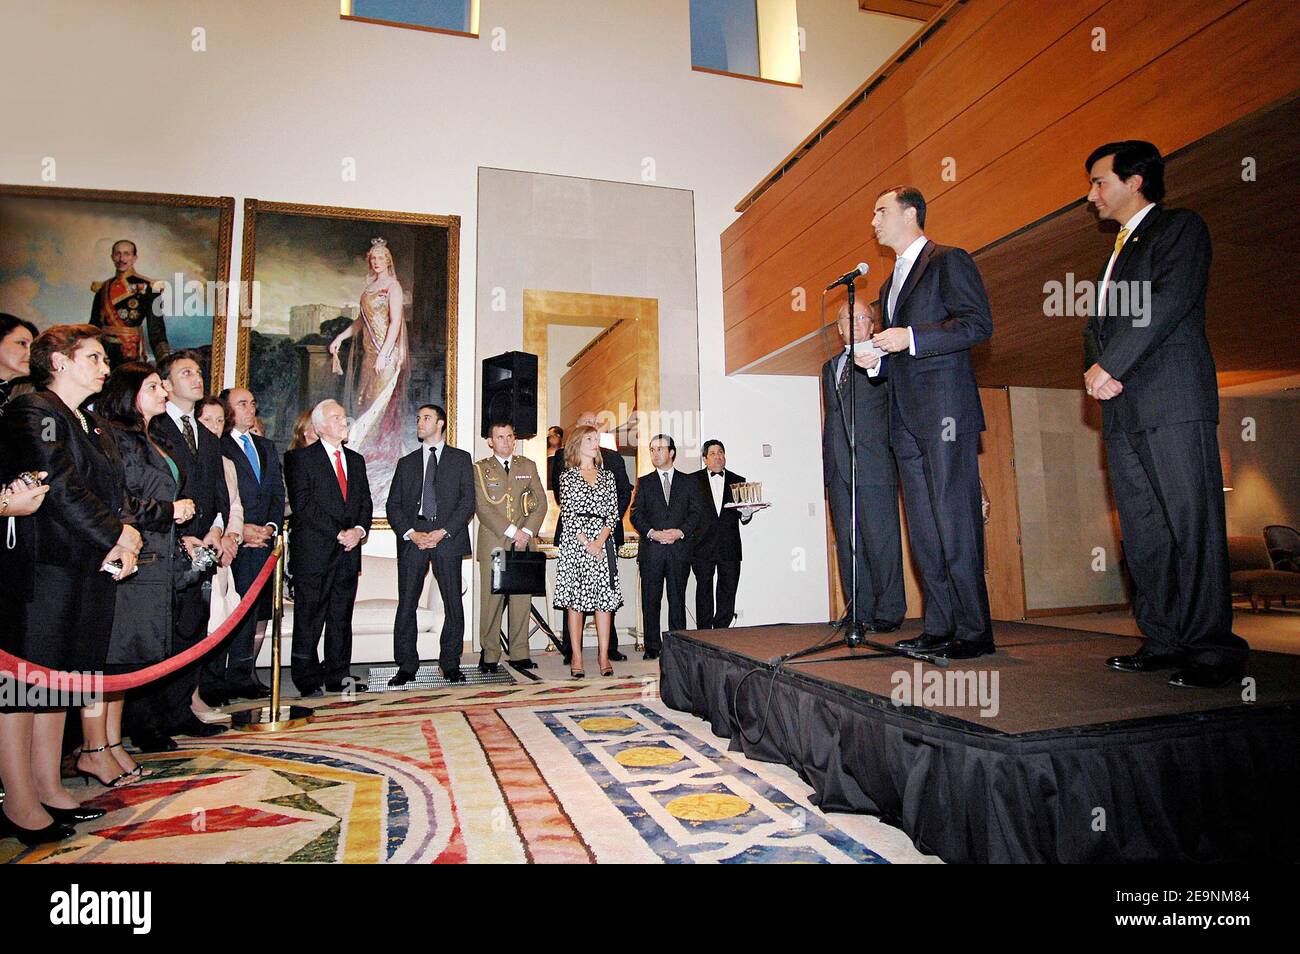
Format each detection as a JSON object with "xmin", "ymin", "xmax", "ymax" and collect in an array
[{"xmin": 481, "ymin": 351, "xmax": 538, "ymax": 438}]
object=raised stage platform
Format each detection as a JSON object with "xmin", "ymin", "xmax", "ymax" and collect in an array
[{"xmin": 659, "ymin": 621, "xmax": 1300, "ymax": 863}]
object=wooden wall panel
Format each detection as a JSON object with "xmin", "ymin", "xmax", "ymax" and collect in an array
[{"xmin": 724, "ymin": 0, "xmax": 1300, "ymax": 376}]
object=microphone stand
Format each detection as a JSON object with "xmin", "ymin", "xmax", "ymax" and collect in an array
[{"xmin": 771, "ymin": 274, "xmax": 946, "ymax": 670}]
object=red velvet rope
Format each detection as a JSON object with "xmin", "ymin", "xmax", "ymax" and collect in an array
[{"xmin": 0, "ymin": 550, "xmax": 279, "ymax": 693}]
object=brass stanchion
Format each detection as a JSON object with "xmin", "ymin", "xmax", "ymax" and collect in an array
[{"xmin": 232, "ymin": 537, "xmax": 313, "ymax": 732}]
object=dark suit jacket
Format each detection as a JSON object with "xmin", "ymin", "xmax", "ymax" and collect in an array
[
  {"xmin": 1083, "ymin": 206, "xmax": 1219, "ymax": 436},
  {"xmin": 630, "ymin": 468, "xmax": 704, "ymax": 565},
  {"xmin": 151, "ymin": 409, "xmax": 229, "ymax": 538},
  {"xmin": 820, "ymin": 353, "xmax": 896, "ymax": 488},
  {"xmin": 877, "ymin": 240, "xmax": 992, "ymax": 439},
  {"xmin": 550, "ymin": 447, "xmax": 631, "ymax": 547},
  {"xmin": 0, "ymin": 390, "xmax": 126, "ymax": 568},
  {"xmin": 690, "ymin": 468, "xmax": 750, "ymax": 563},
  {"xmin": 221, "ymin": 431, "xmax": 285, "ymax": 529},
  {"xmin": 386, "ymin": 443, "xmax": 475, "ymax": 560},
  {"xmin": 285, "ymin": 440, "xmax": 373, "ymax": 577}
]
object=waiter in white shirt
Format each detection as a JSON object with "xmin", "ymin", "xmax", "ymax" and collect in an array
[{"xmin": 690, "ymin": 440, "xmax": 760, "ymax": 629}]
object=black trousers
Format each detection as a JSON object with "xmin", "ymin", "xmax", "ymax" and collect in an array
[
  {"xmin": 892, "ymin": 418, "xmax": 991, "ymax": 642},
  {"xmin": 291, "ymin": 564, "xmax": 359, "ymax": 691},
  {"xmin": 129, "ymin": 581, "xmax": 207, "ymax": 736},
  {"xmin": 692, "ymin": 557, "xmax": 741, "ymax": 629},
  {"xmin": 826, "ymin": 476, "xmax": 906, "ymax": 626},
  {"xmin": 640, "ymin": 555, "xmax": 689, "ymax": 652},
  {"xmin": 1106, "ymin": 421, "xmax": 1248, "ymax": 667},
  {"xmin": 200, "ymin": 546, "xmax": 273, "ymax": 693},
  {"xmin": 394, "ymin": 539, "xmax": 464, "ymax": 673}
]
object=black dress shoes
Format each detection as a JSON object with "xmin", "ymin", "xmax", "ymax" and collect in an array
[
  {"xmin": 388, "ymin": 670, "xmax": 418, "ymax": 688},
  {"xmin": 442, "ymin": 667, "xmax": 467, "ymax": 683},
  {"xmin": 642, "ymin": 649, "xmax": 661, "ymax": 661},
  {"xmin": 608, "ymin": 650, "xmax": 628, "ymax": 662},
  {"xmin": 478, "ymin": 659, "xmax": 500, "ymax": 674},
  {"xmin": 298, "ymin": 686, "xmax": 323, "ymax": 698},
  {"xmin": 508, "ymin": 659, "xmax": 538, "ymax": 672},
  {"xmin": 934, "ymin": 639, "xmax": 996, "ymax": 660},
  {"xmin": 42, "ymin": 803, "xmax": 107, "ymax": 823},
  {"xmin": 0, "ymin": 808, "xmax": 75, "ymax": 847},
  {"xmin": 868, "ymin": 620, "xmax": 902, "ymax": 634},
  {"xmin": 1168, "ymin": 663, "xmax": 1245, "ymax": 689},
  {"xmin": 325, "ymin": 681, "xmax": 368, "ymax": 694},
  {"xmin": 896, "ymin": 633, "xmax": 953, "ymax": 652},
  {"xmin": 130, "ymin": 731, "xmax": 178, "ymax": 753},
  {"xmin": 228, "ymin": 681, "xmax": 271, "ymax": 700},
  {"xmin": 1106, "ymin": 651, "xmax": 1183, "ymax": 673},
  {"xmin": 174, "ymin": 716, "xmax": 227, "ymax": 738}
]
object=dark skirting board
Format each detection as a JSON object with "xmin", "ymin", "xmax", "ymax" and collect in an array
[{"xmin": 659, "ymin": 622, "xmax": 1300, "ymax": 863}]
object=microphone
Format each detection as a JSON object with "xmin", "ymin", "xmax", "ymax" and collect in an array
[{"xmin": 825, "ymin": 262, "xmax": 870, "ymax": 291}]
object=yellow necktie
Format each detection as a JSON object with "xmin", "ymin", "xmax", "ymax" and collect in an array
[{"xmin": 1114, "ymin": 227, "xmax": 1131, "ymax": 254}]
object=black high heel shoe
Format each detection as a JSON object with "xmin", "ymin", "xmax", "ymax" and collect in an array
[
  {"xmin": 76, "ymin": 745, "xmax": 134, "ymax": 788},
  {"xmin": 0, "ymin": 807, "xmax": 75, "ymax": 847},
  {"xmin": 108, "ymin": 741, "xmax": 151, "ymax": 780},
  {"xmin": 570, "ymin": 667, "xmax": 585, "ymax": 680},
  {"xmin": 41, "ymin": 803, "xmax": 107, "ymax": 823}
]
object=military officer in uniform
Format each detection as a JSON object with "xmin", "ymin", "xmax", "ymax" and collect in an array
[
  {"xmin": 474, "ymin": 420, "xmax": 547, "ymax": 674},
  {"xmin": 90, "ymin": 239, "xmax": 168, "ymax": 365}
]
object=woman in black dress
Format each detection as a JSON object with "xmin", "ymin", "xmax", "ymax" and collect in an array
[
  {"xmin": 94, "ymin": 362, "xmax": 195, "ymax": 783},
  {"xmin": 0, "ymin": 325, "xmax": 141, "ymax": 846},
  {"xmin": 552, "ymin": 425, "xmax": 623, "ymax": 678}
]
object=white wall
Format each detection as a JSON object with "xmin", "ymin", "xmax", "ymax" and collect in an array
[{"xmin": 1, "ymin": 0, "xmax": 919, "ymax": 632}]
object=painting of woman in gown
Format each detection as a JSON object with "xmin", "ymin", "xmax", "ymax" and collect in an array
[
  {"xmin": 328, "ymin": 237, "xmax": 409, "ymax": 506},
  {"xmin": 237, "ymin": 200, "xmax": 459, "ymax": 525}
]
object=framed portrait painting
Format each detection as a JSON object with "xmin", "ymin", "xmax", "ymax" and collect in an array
[
  {"xmin": 236, "ymin": 199, "xmax": 459, "ymax": 521},
  {"xmin": 0, "ymin": 184, "xmax": 235, "ymax": 383}
]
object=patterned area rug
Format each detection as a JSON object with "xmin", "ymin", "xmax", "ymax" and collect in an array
[{"xmin": 4, "ymin": 679, "xmax": 935, "ymax": 864}]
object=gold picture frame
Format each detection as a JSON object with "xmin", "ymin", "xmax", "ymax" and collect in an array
[
  {"xmin": 235, "ymin": 199, "xmax": 460, "ymax": 529},
  {"xmin": 0, "ymin": 183, "xmax": 235, "ymax": 387}
]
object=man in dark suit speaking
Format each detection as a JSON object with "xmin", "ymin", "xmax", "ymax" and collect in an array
[
  {"xmin": 630, "ymin": 434, "xmax": 703, "ymax": 659},
  {"xmin": 1082, "ymin": 140, "xmax": 1248, "ymax": 688},
  {"xmin": 690, "ymin": 439, "xmax": 756, "ymax": 629},
  {"xmin": 867, "ymin": 186, "xmax": 994, "ymax": 659},
  {"xmin": 386, "ymin": 404, "xmax": 475, "ymax": 685},
  {"xmin": 821, "ymin": 301, "xmax": 905, "ymax": 634},
  {"xmin": 285, "ymin": 399, "xmax": 373, "ymax": 696}
]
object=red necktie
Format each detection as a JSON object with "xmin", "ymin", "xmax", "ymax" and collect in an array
[{"xmin": 334, "ymin": 449, "xmax": 348, "ymax": 501}]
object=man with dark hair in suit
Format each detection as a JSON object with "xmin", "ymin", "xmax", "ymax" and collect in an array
[
  {"xmin": 690, "ymin": 440, "xmax": 757, "ymax": 629},
  {"xmin": 1082, "ymin": 140, "xmax": 1248, "ymax": 688},
  {"xmin": 548, "ymin": 410, "xmax": 632, "ymax": 663},
  {"xmin": 385, "ymin": 403, "xmax": 475, "ymax": 685},
  {"xmin": 208, "ymin": 386, "xmax": 284, "ymax": 701},
  {"xmin": 821, "ymin": 300, "xmax": 906, "ymax": 634},
  {"xmin": 630, "ymin": 433, "xmax": 703, "ymax": 659},
  {"xmin": 285, "ymin": 399, "xmax": 373, "ymax": 696},
  {"xmin": 128, "ymin": 349, "xmax": 231, "ymax": 750},
  {"xmin": 868, "ymin": 185, "xmax": 994, "ymax": 659},
  {"xmin": 89, "ymin": 239, "xmax": 168, "ymax": 365}
]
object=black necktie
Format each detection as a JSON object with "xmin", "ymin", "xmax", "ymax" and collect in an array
[
  {"xmin": 420, "ymin": 446, "xmax": 439, "ymax": 520},
  {"xmin": 836, "ymin": 354, "xmax": 851, "ymax": 396},
  {"xmin": 180, "ymin": 414, "xmax": 197, "ymax": 455},
  {"xmin": 503, "ymin": 458, "xmax": 510, "ymax": 475}
]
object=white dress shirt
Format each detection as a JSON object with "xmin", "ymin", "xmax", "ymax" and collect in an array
[
  {"xmin": 708, "ymin": 470, "xmax": 725, "ymax": 515},
  {"xmin": 887, "ymin": 234, "xmax": 929, "ymax": 356},
  {"xmin": 404, "ymin": 440, "xmax": 444, "ymax": 540},
  {"xmin": 319, "ymin": 438, "xmax": 366, "ymax": 538},
  {"xmin": 1098, "ymin": 202, "xmax": 1155, "ymax": 318}
]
